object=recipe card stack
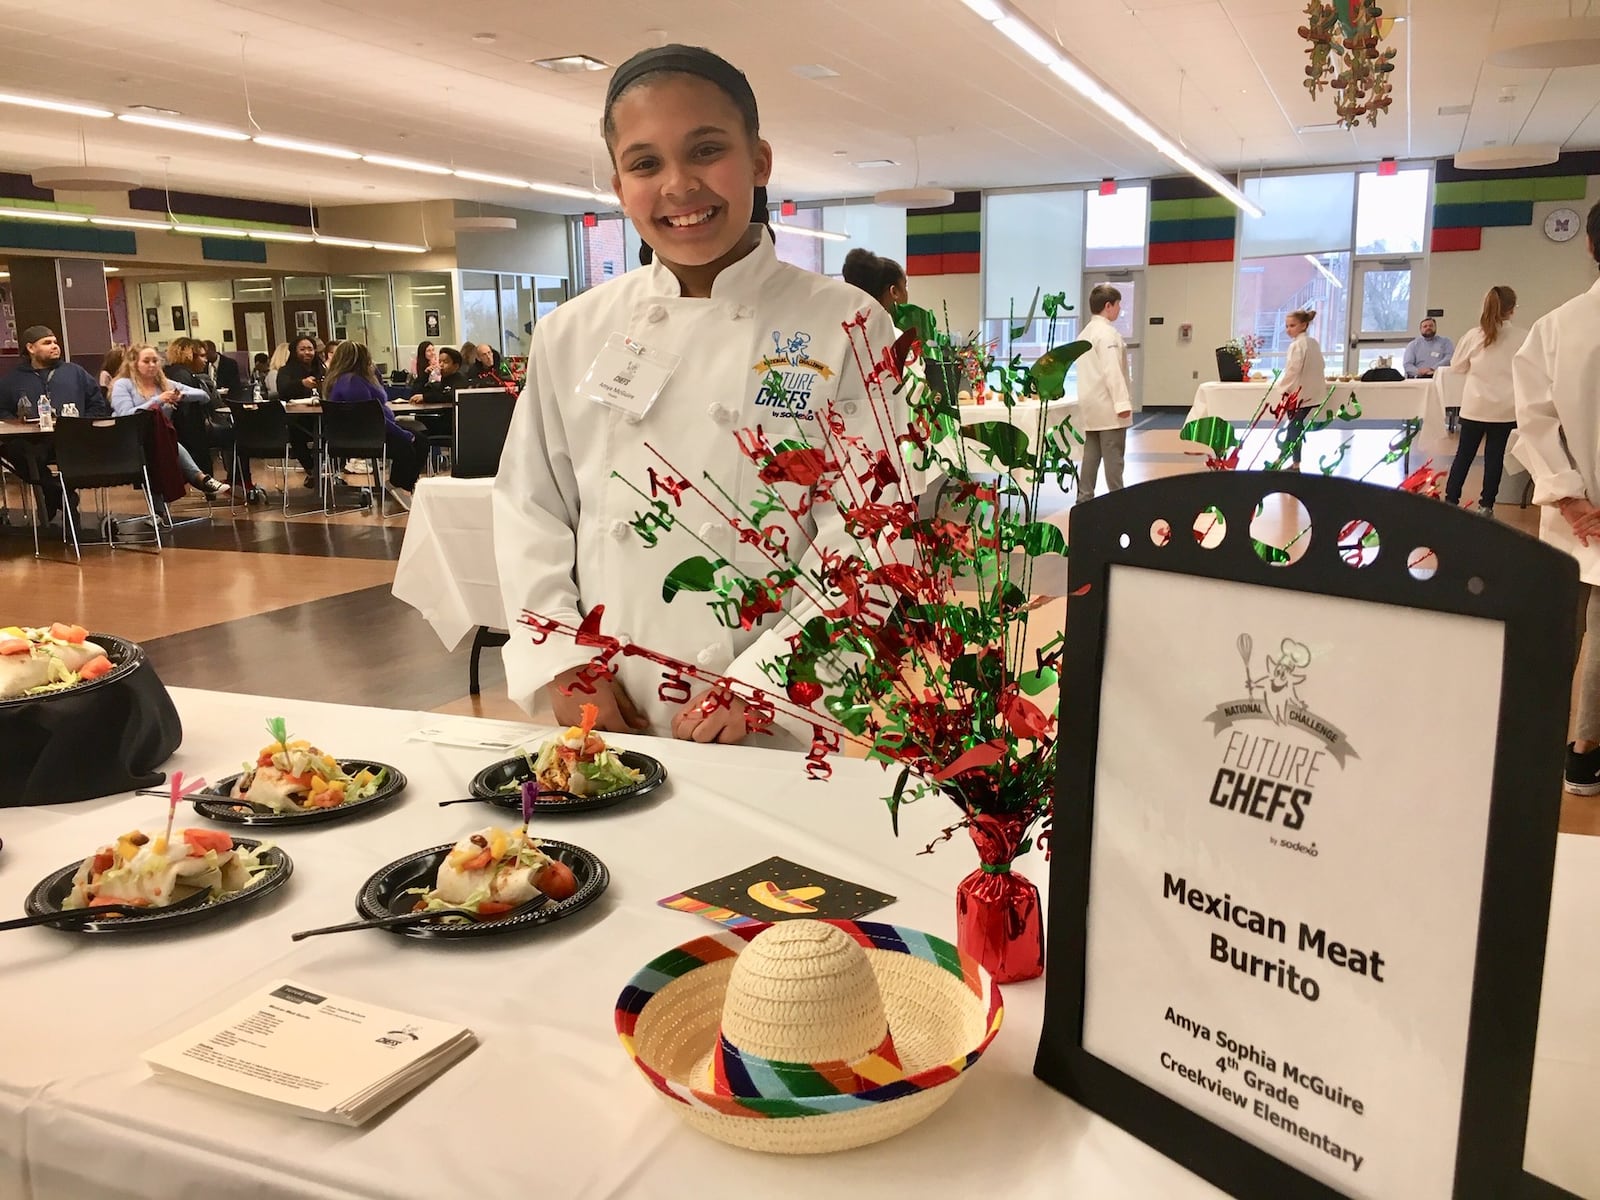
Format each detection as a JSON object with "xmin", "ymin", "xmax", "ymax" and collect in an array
[{"xmin": 143, "ymin": 979, "xmax": 478, "ymax": 1125}]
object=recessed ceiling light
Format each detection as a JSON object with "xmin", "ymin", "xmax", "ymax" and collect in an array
[
  {"xmin": 852, "ymin": 159, "xmax": 899, "ymax": 168},
  {"xmin": 832, "ymin": 149, "xmax": 848, "ymax": 156},
  {"xmin": 791, "ymin": 64, "xmax": 840, "ymax": 80},
  {"xmin": 531, "ymin": 54, "xmax": 609, "ymax": 72},
  {"xmin": 471, "ymin": 32, "xmax": 497, "ymax": 43},
  {"xmin": 1437, "ymin": 104, "xmax": 1472, "ymax": 117}
]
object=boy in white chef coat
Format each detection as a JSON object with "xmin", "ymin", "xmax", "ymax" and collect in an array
[
  {"xmin": 1076, "ymin": 284, "xmax": 1134, "ymax": 499},
  {"xmin": 493, "ymin": 45, "xmax": 900, "ymax": 747}
]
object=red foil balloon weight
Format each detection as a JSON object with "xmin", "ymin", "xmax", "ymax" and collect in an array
[{"xmin": 957, "ymin": 812, "xmax": 1044, "ymax": 983}]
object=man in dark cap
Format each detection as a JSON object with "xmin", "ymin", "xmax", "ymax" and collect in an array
[
  {"xmin": 0, "ymin": 326, "xmax": 109, "ymax": 419},
  {"xmin": 0, "ymin": 325, "xmax": 107, "ymax": 529}
]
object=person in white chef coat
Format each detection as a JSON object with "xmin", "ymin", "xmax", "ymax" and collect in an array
[
  {"xmin": 1275, "ymin": 308, "xmax": 1326, "ymax": 470},
  {"xmin": 1442, "ymin": 285, "xmax": 1523, "ymax": 515},
  {"xmin": 1075, "ymin": 284, "xmax": 1133, "ymax": 499},
  {"xmin": 1514, "ymin": 202, "xmax": 1600, "ymax": 795},
  {"xmin": 493, "ymin": 44, "xmax": 900, "ymax": 746}
]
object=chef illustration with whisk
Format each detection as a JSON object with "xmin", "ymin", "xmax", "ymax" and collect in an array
[{"xmin": 1238, "ymin": 634, "xmax": 1313, "ymax": 726}]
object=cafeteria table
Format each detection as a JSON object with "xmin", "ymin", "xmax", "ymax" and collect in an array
[
  {"xmin": 391, "ymin": 476, "xmax": 507, "ymax": 692},
  {"xmin": 0, "ymin": 688, "xmax": 1593, "ymax": 1199}
]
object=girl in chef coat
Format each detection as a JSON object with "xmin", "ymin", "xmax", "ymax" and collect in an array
[
  {"xmin": 493, "ymin": 44, "xmax": 900, "ymax": 746},
  {"xmin": 1443, "ymin": 286, "xmax": 1522, "ymax": 514},
  {"xmin": 1514, "ymin": 202, "xmax": 1600, "ymax": 794},
  {"xmin": 1276, "ymin": 308, "xmax": 1326, "ymax": 470}
]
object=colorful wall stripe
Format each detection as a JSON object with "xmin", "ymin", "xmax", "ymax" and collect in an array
[
  {"xmin": 1148, "ymin": 175, "xmax": 1238, "ymax": 266},
  {"xmin": 906, "ymin": 190, "xmax": 981, "ymax": 276},
  {"xmin": 1430, "ymin": 150, "xmax": 1597, "ymax": 253}
]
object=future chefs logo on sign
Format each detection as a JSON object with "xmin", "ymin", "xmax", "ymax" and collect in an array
[
  {"xmin": 1202, "ymin": 634, "xmax": 1358, "ymax": 840},
  {"xmin": 750, "ymin": 330, "xmax": 832, "ymax": 421}
]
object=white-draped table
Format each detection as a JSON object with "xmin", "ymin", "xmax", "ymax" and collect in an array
[
  {"xmin": 391, "ymin": 476, "xmax": 507, "ymax": 692},
  {"xmin": 0, "ymin": 688, "xmax": 1594, "ymax": 1199},
  {"xmin": 1185, "ymin": 380, "xmax": 1446, "ymax": 461}
]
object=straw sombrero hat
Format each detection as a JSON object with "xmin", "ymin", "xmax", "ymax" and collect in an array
[{"xmin": 614, "ymin": 919, "xmax": 1004, "ymax": 1154}]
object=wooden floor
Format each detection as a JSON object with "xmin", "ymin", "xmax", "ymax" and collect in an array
[{"xmin": 5, "ymin": 416, "xmax": 1590, "ymax": 833}]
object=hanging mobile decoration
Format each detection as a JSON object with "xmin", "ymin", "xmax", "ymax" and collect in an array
[{"xmin": 1299, "ymin": 0, "xmax": 1398, "ymax": 128}]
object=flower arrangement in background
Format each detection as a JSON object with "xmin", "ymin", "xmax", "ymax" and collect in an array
[
  {"xmin": 1220, "ymin": 333, "xmax": 1265, "ymax": 378},
  {"xmin": 1299, "ymin": 0, "xmax": 1399, "ymax": 128}
]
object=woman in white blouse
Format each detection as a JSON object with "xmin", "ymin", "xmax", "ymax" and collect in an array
[
  {"xmin": 1276, "ymin": 308, "xmax": 1326, "ymax": 470},
  {"xmin": 1444, "ymin": 286, "xmax": 1523, "ymax": 514}
]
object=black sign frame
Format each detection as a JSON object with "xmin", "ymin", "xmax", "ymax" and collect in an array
[{"xmin": 1036, "ymin": 471, "xmax": 1581, "ymax": 1199}]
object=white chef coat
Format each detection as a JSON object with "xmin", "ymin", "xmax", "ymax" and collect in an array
[
  {"xmin": 493, "ymin": 232, "xmax": 902, "ymax": 740},
  {"xmin": 1276, "ymin": 333, "xmax": 1326, "ymax": 412},
  {"xmin": 1514, "ymin": 278, "xmax": 1600, "ymax": 585},
  {"xmin": 1074, "ymin": 314, "xmax": 1132, "ymax": 432},
  {"xmin": 1451, "ymin": 321, "xmax": 1526, "ymax": 424}
]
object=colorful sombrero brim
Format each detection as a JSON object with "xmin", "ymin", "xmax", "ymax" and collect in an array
[{"xmin": 615, "ymin": 920, "xmax": 1004, "ymax": 1155}]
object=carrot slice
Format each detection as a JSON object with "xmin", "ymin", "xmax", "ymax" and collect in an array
[
  {"xmin": 459, "ymin": 849, "xmax": 494, "ymax": 872},
  {"xmin": 49, "ymin": 623, "xmax": 86, "ymax": 643}
]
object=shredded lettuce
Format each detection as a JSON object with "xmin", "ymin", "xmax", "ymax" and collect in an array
[{"xmin": 576, "ymin": 750, "xmax": 644, "ymax": 793}]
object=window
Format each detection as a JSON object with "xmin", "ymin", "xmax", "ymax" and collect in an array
[
  {"xmin": 1234, "ymin": 252, "xmax": 1350, "ymax": 377},
  {"xmin": 1240, "ymin": 172, "xmax": 1356, "ymax": 258},
  {"xmin": 329, "ymin": 276, "xmax": 397, "ymax": 374},
  {"xmin": 771, "ymin": 207, "xmax": 823, "ymax": 273},
  {"xmin": 983, "ymin": 189, "xmax": 1085, "ymax": 356},
  {"xmin": 1085, "ymin": 185, "xmax": 1148, "ymax": 268},
  {"xmin": 1355, "ymin": 168, "xmax": 1430, "ymax": 254},
  {"xmin": 392, "ymin": 272, "xmax": 454, "ymax": 361}
]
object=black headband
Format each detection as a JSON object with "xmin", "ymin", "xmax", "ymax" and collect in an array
[{"xmin": 604, "ymin": 44, "xmax": 758, "ymax": 129}]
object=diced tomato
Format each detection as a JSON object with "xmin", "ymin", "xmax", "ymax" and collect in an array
[
  {"xmin": 256, "ymin": 751, "xmax": 276, "ymax": 768},
  {"xmin": 78, "ymin": 655, "xmax": 114, "ymax": 681},
  {"xmin": 475, "ymin": 901, "xmax": 516, "ymax": 917},
  {"xmin": 582, "ymin": 737, "xmax": 606, "ymax": 758},
  {"xmin": 90, "ymin": 851, "xmax": 114, "ymax": 874},
  {"xmin": 283, "ymin": 773, "xmax": 311, "ymax": 790},
  {"xmin": 181, "ymin": 829, "xmax": 234, "ymax": 855},
  {"xmin": 89, "ymin": 895, "xmax": 148, "ymax": 908},
  {"xmin": 460, "ymin": 849, "xmax": 494, "ymax": 872},
  {"xmin": 0, "ymin": 639, "xmax": 29, "ymax": 656},
  {"xmin": 306, "ymin": 792, "xmax": 343, "ymax": 809},
  {"xmin": 49, "ymin": 623, "xmax": 87, "ymax": 643},
  {"xmin": 534, "ymin": 860, "xmax": 578, "ymax": 901}
]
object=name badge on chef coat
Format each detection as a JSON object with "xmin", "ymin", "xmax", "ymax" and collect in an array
[{"xmin": 576, "ymin": 332, "xmax": 680, "ymax": 421}]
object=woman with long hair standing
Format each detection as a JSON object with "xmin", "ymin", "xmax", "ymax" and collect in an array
[
  {"xmin": 321, "ymin": 342, "xmax": 428, "ymax": 509},
  {"xmin": 1444, "ymin": 286, "xmax": 1523, "ymax": 514}
]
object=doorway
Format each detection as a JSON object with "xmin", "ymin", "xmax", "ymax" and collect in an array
[
  {"xmin": 1084, "ymin": 269, "xmax": 1144, "ymax": 409},
  {"xmin": 1349, "ymin": 258, "xmax": 1420, "ymax": 376},
  {"xmin": 232, "ymin": 302, "xmax": 277, "ymax": 359},
  {"xmin": 285, "ymin": 298, "xmax": 330, "ymax": 343}
]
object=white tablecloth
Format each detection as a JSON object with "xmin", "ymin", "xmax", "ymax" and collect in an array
[
  {"xmin": 0, "ymin": 688, "xmax": 1594, "ymax": 1199},
  {"xmin": 1186, "ymin": 379, "xmax": 1445, "ymax": 445},
  {"xmin": 391, "ymin": 477, "xmax": 503, "ymax": 650}
]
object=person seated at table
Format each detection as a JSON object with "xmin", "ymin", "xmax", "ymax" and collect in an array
[
  {"xmin": 413, "ymin": 347, "xmax": 471, "ymax": 402},
  {"xmin": 264, "ymin": 342, "xmax": 290, "ymax": 399},
  {"xmin": 250, "ymin": 353, "xmax": 271, "ymax": 397},
  {"xmin": 459, "ymin": 341, "xmax": 482, "ymax": 380},
  {"xmin": 474, "ymin": 342, "xmax": 511, "ymax": 382},
  {"xmin": 110, "ymin": 345, "xmax": 230, "ymax": 499},
  {"xmin": 322, "ymin": 341, "xmax": 428, "ymax": 511},
  {"xmin": 0, "ymin": 325, "xmax": 111, "ymax": 526},
  {"xmin": 274, "ymin": 335, "xmax": 325, "ymax": 487},
  {"xmin": 413, "ymin": 339, "xmax": 439, "ymax": 385},
  {"xmin": 205, "ymin": 339, "xmax": 243, "ymax": 398},
  {"xmin": 99, "ymin": 345, "xmax": 125, "ymax": 391},
  {"xmin": 323, "ymin": 339, "xmax": 342, "ymax": 371},
  {"xmin": 1403, "ymin": 318, "xmax": 1454, "ymax": 378}
]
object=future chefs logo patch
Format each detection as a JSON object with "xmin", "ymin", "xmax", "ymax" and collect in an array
[
  {"xmin": 1202, "ymin": 634, "xmax": 1358, "ymax": 835},
  {"xmin": 750, "ymin": 329, "xmax": 832, "ymax": 421}
]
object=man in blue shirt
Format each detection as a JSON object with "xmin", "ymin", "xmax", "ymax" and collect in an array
[
  {"xmin": 0, "ymin": 325, "xmax": 108, "ymax": 529},
  {"xmin": 1402, "ymin": 318, "xmax": 1454, "ymax": 378}
]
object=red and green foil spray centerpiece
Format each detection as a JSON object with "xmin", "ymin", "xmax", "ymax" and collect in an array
[{"xmin": 519, "ymin": 294, "xmax": 1087, "ymax": 983}]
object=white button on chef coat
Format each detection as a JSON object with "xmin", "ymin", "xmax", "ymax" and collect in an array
[{"xmin": 493, "ymin": 232, "xmax": 903, "ymax": 742}]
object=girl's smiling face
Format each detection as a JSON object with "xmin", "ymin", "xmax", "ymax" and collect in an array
[{"xmin": 608, "ymin": 74, "xmax": 772, "ymax": 270}]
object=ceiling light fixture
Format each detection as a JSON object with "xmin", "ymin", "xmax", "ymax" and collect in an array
[
  {"xmin": 962, "ymin": 1, "xmax": 1261, "ymax": 217},
  {"xmin": 525, "ymin": 181, "xmax": 610, "ymax": 201},
  {"xmin": 0, "ymin": 206, "xmax": 89, "ymax": 223},
  {"xmin": 253, "ymin": 134, "xmax": 361, "ymax": 160},
  {"xmin": 454, "ymin": 168, "xmax": 530, "ymax": 188},
  {"xmin": 369, "ymin": 240, "xmax": 429, "ymax": 253},
  {"xmin": 118, "ymin": 113, "xmax": 249, "ymax": 140},
  {"xmin": 127, "ymin": 104, "xmax": 181, "ymax": 116},
  {"xmin": 249, "ymin": 229, "xmax": 315, "ymax": 243},
  {"xmin": 852, "ymin": 159, "xmax": 899, "ymax": 168},
  {"xmin": 770, "ymin": 221, "xmax": 850, "ymax": 242},
  {"xmin": 313, "ymin": 234, "xmax": 376, "ymax": 248},
  {"xmin": 531, "ymin": 54, "xmax": 609, "ymax": 72},
  {"xmin": 1488, "ymin": 17, "xmax": 1600, "ymax": 69},
  {"xmin": 362, "ymin": 154, "xmax": 453, "ymax": 176},
  {"xmin": 0, "ymin": 91, "xmax": 112, "ymax": 119},
  {"xmin": 173, "ymin": 223, "xmax": 250, "ymax": 237},
  {"xmin": 875, "ymin": 186, "xmax": 957, "ymax": 208},
  {"xmin": 89, "ymin": 215, "xmax": 173, "ymax": 230},
  {"xmin": 1454, "ymin": 144, "xmax": 1561, "ymax": 170}
]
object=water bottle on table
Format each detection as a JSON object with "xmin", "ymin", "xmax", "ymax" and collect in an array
[{"xmin": 36, "ymin": 393, "xmax": 53, "ymax": 432}]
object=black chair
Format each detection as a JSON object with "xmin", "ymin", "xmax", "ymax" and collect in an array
[
  {"xmin": 1215, "ymin": 348, "xmax": 1245, "ymax": 382},
  {"xmin": 1361, "ymin": 366, "xmax": 1404, "ymax": 382},
  {"xmin": 318, "ymin": 400, "xmax": 388, "ymax": 516},
  {"xmin": 453, "ymin": 390, "xmax": 516, "ymax": 479},
  {"xmin": 231, "ymin": 401, "xmax": 305, "ymax": 515},
  {"xmin": 52, "ymin": 415, "xmax": 163, "ymax": 559}
]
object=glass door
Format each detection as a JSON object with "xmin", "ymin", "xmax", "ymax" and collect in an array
[
  {"xmin": 1084, "ymin": 269, "xmax": 1144, "ymax": 408},
  {"xmin": 1350, "ymin": 258, "xmax": 1419, "ymax": 376}
]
